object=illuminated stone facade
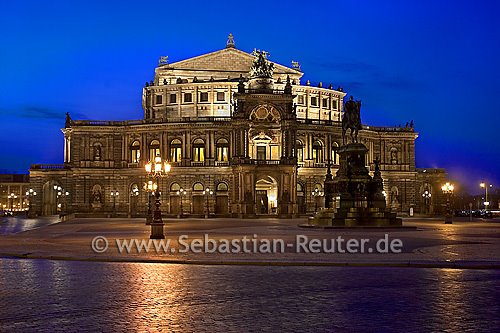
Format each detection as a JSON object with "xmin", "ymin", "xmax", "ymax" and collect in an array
[{"xmin": 29, "ymin": 38, "xmax": 446, "ymax": 217}]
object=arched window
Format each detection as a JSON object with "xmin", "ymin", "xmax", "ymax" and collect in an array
[
  {"xmin": 170, "ymin": 182, "xmax": 181, "ymax": 192},
  {"xmin": 332, "ymin": 141, "xmax": 340, "ymax": 165},
  {"xmin": 170, "ymin": 139, "xmax": 182, "ymax": 162},
  {"xmin": 216, "ymin": 138, "xmax": 229, "ymax": 162},
  {"xmin": 193, "ymin": 182, "xmax": 204, "ymax": 192},
  {"xmin": 130, "ymin": 141, "xmax": 140, "ymax": 163},
  {"xmin": 216, "ymin": 182, "xmax": 228, "ymax": 192},
  {"xmin": 149, "ymin": 140, "xmax": 160, "ymax": 161},
  {"xmin": 297, "ymin": 183, "xmax": 304, "ymax": 196},
  {"xmin": 312, "ymin": 140, "xmax": 323, "ymax": 163},
  {"xmin": 193, "ymin": 139, "xmax": 205, "ymax": 162},
  {"xmin": 296, "ymin": 140, "xmax": 304, "ymax": 162}
]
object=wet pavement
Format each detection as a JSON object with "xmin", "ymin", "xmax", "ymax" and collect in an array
[
  {"xmin": 0, "ymin": 258, "xmax": 499, "ymax": 332},
  {"xmin": 0, "ymin": 215, "xmax": 60, "ymax": 235}
]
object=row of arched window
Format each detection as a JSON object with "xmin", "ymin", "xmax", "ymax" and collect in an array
[
  {"xmin": 169, "ymin": 182, "xmax": 228, "ymax": 193},
  {"xmin": 129, "ymin": 138, "xmax": 340, "ymax": 164},
  {"xmin": 129, "ymin": 138, "xmax": 230, "ymax": 163},
  {"xmin": 296, "ymin": 140, "xmax": 340, "ymax": 164}
]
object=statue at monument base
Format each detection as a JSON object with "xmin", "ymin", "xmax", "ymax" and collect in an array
[{"xmin": 311, "ymin": 142, "xmax": 401, "ymax": 227}]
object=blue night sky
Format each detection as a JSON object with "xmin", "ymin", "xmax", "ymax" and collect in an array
[{"xmin": 1, "ymin": 0, "xmax": 499, "ymax": 193}]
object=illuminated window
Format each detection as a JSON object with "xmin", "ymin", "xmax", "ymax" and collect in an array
[
  {"xmin": 332, "ymin": 141, "xmax": 340, "ymax": 165},
  {"xmin": 216, "ymin": 92, "xmax": 225, "ymax": 101},
  {"xmin": 184, "ymin": 93, "xmax": 192, "ymax": 103},
  {"xmin": 257, "ymin": 146, "xmax": 266, "ymax": 160},
  {"xmin": 170, "ymin": 183, "xmax": 181, "ymax": 192},
  {"xmin": 193, "ymin": 182, "xmax": 204, "ymax": 192},
  {"xmin": 149, "ymin": 140, "xmax": 160, "ymax": 161},
  {"xmin": 217, "ymin": 182, "xmax": 228, "ymax": 192},
  {"xmin": 312, "ymin": 140, "xmax": 323, "ymax": 163},
  {"xmin": 130, "ymin": 140, "xmax": 140, "ymax": 163},
  {"xmin": 297, "ymin": 95, "xmax": 304, "ymax": 105},
  {"xmin": 216, "ymin": 138, "xmax": 229, "ymax": 161},
  {"xmin": 170, "ymin": 93, "xmax": 177, "ymax": 104},
  {"xmin": 296, "ymin": 140, "xmax": 304, "ymax": 162},
  {"xmin": 170, "ymin": 139, "xmax": 182, "ymax": 162},
  {"xmin": 193, "ymin": 138, "xmax": 205, "ymax": 162},
  {"xmin": 155, "ymin": 95, "xmax": 163, "ymax": 105},
  {"xmin": 311, "ymin": 97, "xmax": 318, "ymax": 107},
  {"xmin": 200, "ymin": 92, "xmax": 209, "ymax": 102}
]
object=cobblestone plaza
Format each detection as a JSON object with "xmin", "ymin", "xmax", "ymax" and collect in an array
[{"xmin": 1, "ymin": 215, "xmax": 500, "ymax": 331}]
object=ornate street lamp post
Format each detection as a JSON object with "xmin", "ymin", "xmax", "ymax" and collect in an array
[
  {"xmin": 110, "ymin": 190, "xmax": 119, "ymax": 216},
  {"xmin": 441, "ymin": 182, "xmax": 454, "ymax": 224},
  {"xmin": 25, "ymin": 188, "xmax": 37, "ymax": 217},
  {"xmin": 176, "ymin": 188, "xmax": 187, "ymax": 218},
  {"xmin": 145, "ymin": 155, "xmax": 171, "ymax": 239},
  {"xmin": 53, "ymin": 185, "xmax": 69, "ymax": 216},
  {"xmin": 479, "ymin": 182, "xmax": 493, "ymax": 211},
  {"xmin": 312, "ymin": 188, "xmax": 323, "ymax": 214},
  {"xmin": 422, "ymin": 190, "xmax": 432, "ymax": 215},
  {"xmin": 144, "ymin": 180, "xmax": 156, "ymax": 225},
  {"xmin": 204, "ymin": 188, "xmax": 214, "ymax": 218}
]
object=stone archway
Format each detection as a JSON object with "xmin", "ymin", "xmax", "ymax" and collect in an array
[
  {"xmin": 42, "ymin": 180, "xmax": 59, "ymax": 216},
  {"xmin": 255, "ymin": 176, "xmax": 278, "ymax": 215}
]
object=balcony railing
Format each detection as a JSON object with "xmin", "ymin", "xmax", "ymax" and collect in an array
[
  {"xmin": 253, "ymin": 159, "xmax": 281, "ymax": 165},
  {"xmin": 30, "ymin": 164, "xmax": 69, "ymax": 170},
  {"xmin": 72, "ymin": 117, "xmax": 232, "ymax": 126}
]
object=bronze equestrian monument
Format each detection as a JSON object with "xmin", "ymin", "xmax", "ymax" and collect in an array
[{"xmin": 312, "ymin": 96, "xmax": 402, "ymax": 227}]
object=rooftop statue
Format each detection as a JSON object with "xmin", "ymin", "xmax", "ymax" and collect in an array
[
  {"xmin": 226, "ymin": 33, "xmax": 235, "ymax": 48},
  {"xmin": 65, "ymin": 112, "xmax": 72, "ymax": 128},
  {"xmin": 342, "ymin": 95, "xmax": 362, "ymax": 144},
  {"xmin": 158, "ymin": 56, "xmax": 169, "ymax": 66},
  {"xmin": 249, "ymin": 50, "xmax": 274, "ymax": 79}
]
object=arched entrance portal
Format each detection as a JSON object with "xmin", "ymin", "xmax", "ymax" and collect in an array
[
  {"xmin": 255, "ymin": 176, "xmax": 278, "ymax": 215},
  {"xmin": 42, "ymin": 180, "xmax": 59, "ymax": 216}
]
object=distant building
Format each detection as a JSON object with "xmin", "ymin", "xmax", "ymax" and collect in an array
[
  {"xmin": 29, "ymin": 36, "xmax": 446, "ymax": 217},
  {"xmin": 0, "ymin": 174, "xmax": 30, "ymax": 213}
]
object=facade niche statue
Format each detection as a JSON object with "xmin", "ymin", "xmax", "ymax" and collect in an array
[
  {"xmin": 93, "ymin": 144, "xmax": 101, "ymax": 161},
  {"xmin": 91, "ymin": 184, "xmax": 103, "ymax": 210}
]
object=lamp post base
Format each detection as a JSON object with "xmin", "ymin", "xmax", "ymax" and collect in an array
[{"xmin": 150, "ymin": 222, "xmax": 165, "ymax": 239}]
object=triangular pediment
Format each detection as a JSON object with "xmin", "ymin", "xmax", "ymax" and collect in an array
[{"xmin": 167, "ymin": 47, "xmax": 302, "ymax": 76}]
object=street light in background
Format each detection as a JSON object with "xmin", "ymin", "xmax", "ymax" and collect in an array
[
  {"xmin": 110, "ymin": 190, "xmax": 119, "ymax": 216},
  {"xmin": 422, "ymin": 190, "xmax": 432, "ymax": 215},
  {"xmin": 25, "ymin": 188, "xmax": 37, "ymax": 217},
  {"xmin": 479, "ymin": 182, "xmax": 493, "ymax": 210},
  {"xmin": 204, "ymin": 188, "xmax": 214, "ymax": 218},
  {"xmin": 176, "ymin": 188, "xmax": 187, "ymax": 218},
  {"xmin": 145, "ymin": 155, "xmax": 171, "ymax": 239},
  {"xmin": 441, "ymin": 182, "xmax": 454, "ymax": 224},
  {"xmin": 7, "ymin": 192, "xmax": 18, "ymax": 212}
]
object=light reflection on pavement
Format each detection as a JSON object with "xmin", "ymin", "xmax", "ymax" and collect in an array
[
  {"xmin": 0, "ymin": 258, "xmax": 499, "ymax": 332},
  {"xmin": 0, "ymin": 216, "xmax": 60, "ymax": 235}
]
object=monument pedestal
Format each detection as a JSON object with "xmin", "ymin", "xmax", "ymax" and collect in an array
[{"xmin": 312, "ymin": 142, "xmax": 401, "ymax": 227}]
